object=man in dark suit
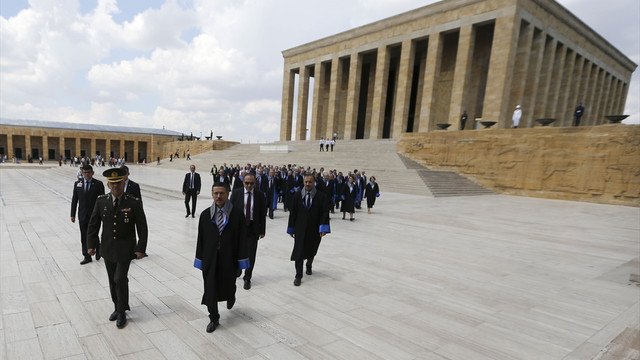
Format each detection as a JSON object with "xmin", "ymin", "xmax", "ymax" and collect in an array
[
  {"xmin": 194, "ymin": 182, "xmax": 248, "ymax": 332},
  {"xmin": 182, "ymin": 165, "xmax": 201, "ymax": 218},
  {"xmin": 71, "ymin": 164, "xmax": 105, "ymax": 265},
  {"xmin": 121, "ymin": 165, "xmax": 141, "ymax": 200},
  {"xmin": 266, "ymin": 169, "xmax": 278, "ymax": 219},
  {"xmin": 287, "ymin": 174, "xmax": 331, "ymax": 286},
  {"xmin": 214, "ymin": 168, "xmax": 231, "ymax": 190},
  {"xmin": 230, "ymin": 172, "xmax": 266, "ymax": 290},
  {"xmin": 87, "ymin": 168, "xmax": 148, "ymax": 329}
]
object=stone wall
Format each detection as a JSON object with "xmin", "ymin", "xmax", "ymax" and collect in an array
[
  {"xmin": 161, "ymin": 139, "xmax": 238, "ymax": 159},
  {"xmin": 397, "ymin": 125, "xmax": 640, "ymax": 206}
]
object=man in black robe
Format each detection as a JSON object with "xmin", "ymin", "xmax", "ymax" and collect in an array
[
  {"xmin": 194, "ymin": 182, "xmax": 249, "ymax": 333},
  {"xmin": 287, "ymin": 174, "xmax": 331, "ymax": 286},
  {"xmin": 230, "ymin": 173, "xmax": 266, "ymax": 290}
]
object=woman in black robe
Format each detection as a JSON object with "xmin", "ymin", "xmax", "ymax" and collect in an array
[
  {"xmin": 364, "ymin": 176, "xmax": 380, "ymax": 214},
  {"xmin": 340, "ymin": 175, "xmax": 357, "ymax": 221}
]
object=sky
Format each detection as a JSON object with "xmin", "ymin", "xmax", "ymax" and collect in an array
[{"xmin": 1, "ymin": 0, "xmax": 638, "ymax": 143}]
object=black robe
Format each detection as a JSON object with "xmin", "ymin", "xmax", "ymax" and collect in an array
[
  {"xmin": 340, "ymin": 183, "xmax": 357, "ymax": 213},
  {"xmin": 287, "ymin": 190, "xmax": 331, "ymax": 261},
  {"xmin": 195, "ymin": 205, "xmax": 247, "ymax": 308},
  {"xmin": 364, "ymin": 182, "xmax": 380, "ymax": 208}
]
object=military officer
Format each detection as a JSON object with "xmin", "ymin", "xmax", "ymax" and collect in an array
[{"xmin": 87, "ymin": 167, "xmax": 148, "ymax": 329}]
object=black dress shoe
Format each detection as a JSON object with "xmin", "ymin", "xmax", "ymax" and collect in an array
[
  {"xmin": 109, "ymin": 311, "xmax": 118, "ymax": 321},
  {"xmin": 95, "ymin": 252, "xmax": 101, "ymax": 261},
  {"xmin": 116, "ymin": 313, "xmax": 127, "ymax": 328},
  {"xmin": 243, "ymin": 280, "xmax": 251, "ymax": 290},
  {"xmin": 80, "ymin": 258, "xmax": 92, "ymax": 265},
  {"xmin": 206, "ymin": 320, "xmax": 219, "ymax": 333},
  {"xmin": 306, "ymin": 268, "xmax": 312, "ymax": 275},
  {"xmin": 192, "ymin": 215, "xmax": 195, "ymax": 218},
  {"xmin": 293, "ymin": 278, "xmax": 301, "ymax": 286},
  {"xmin": 227, "ymin": 298, "xmax": 235, "ymax": 310},
  {"xmin": 185, "ymin": 214, "xmax": 190, "ymax": 218}
]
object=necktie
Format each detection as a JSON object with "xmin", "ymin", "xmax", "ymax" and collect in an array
[
  {"xmin": 113, "ymin": 198, "xmax": 119, "ymax": 212},
  {"xmin": 84, "ymin": 180, "xmax": 88, "ymax": 192},
  {"xmin": 246, "ymin": 191, "xmax": 252, "ymax": 225},
  {"xmin": 216, "ymin": 209, "xmax": 224, "ymax": 234},
  {"xmin": 190, "ymin": 173, "xmax": 194, "ymax": 188},
  {"xmin": 306, "ymin": 193, "xmax": 311, "ymax": 209}
]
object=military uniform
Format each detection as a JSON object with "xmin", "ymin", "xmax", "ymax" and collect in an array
[{"xmin": 87, "ymin": 168, "xmax": 148, "ymax": 328}]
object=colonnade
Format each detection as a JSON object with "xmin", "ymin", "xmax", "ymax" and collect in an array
[
  {"xmin": 0, "ymin": 131, "xmax": 151, "ymax": 163},
  {"xmin": 280, "ymin": 3, "xmax": 634, "ymax": 141}
]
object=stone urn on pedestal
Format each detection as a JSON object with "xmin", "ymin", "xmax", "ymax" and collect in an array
[
  {"xmin": 536, "ymin": 118, "xmax": 556, "ymax": 126},
  {"xmin": 604, "ymin": 115, "xmax": 629, "ymax": 124}
]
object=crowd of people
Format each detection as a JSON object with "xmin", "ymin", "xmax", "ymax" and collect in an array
[{"xmin": 69, "ymin": 159, "xmax": 380, "ymax": 333}]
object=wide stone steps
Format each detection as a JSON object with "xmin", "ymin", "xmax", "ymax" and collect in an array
[
  {"xmin": 158, "ymin": 139, "xmax": 491, "ymax": 197},
  {"xmin": 398, "ymin": 154, "xmax": 493, "ymax": 197}
]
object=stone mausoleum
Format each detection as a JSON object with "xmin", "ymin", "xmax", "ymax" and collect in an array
[
  {"xmin": 280, "ymin": 0, "xmax": 636, "ymax": 141},
  {"xmin": 0, "ymin": 118, "xmax": 182, "ymax": 163}
]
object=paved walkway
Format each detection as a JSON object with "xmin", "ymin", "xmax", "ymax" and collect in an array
[{"xmin": 1, "ymin": 164, "xmax": 638, "ymax": 359}]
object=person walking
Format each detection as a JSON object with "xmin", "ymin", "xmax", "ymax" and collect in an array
[
  {"xmin": 364, "ymin": 176, "xmax": 380, "ymax": 214},
  {"xmin": 340, "ymin": 175, "xmax": 357, "ymax": 221},
  {"xmin": 70, "ymin": 164, "xmax": 105, "ymax": 265},
  {"xmin": 87, "ymin": 168, "xmax": 148, "ymax": 329},
  {"xmin": 194, "ymin": 182, "xmax": 249, "ymax": 332},
  {"xmin": 182, "ymin": 165, "xmax": 201, "ymax": 218},
  {"xmin": 286, "ymin": 174, "xmax": 331, "ymax": 286},
  {"xmin": 230, "ymin": 173, "xmax": 266, "ymax": 290}
]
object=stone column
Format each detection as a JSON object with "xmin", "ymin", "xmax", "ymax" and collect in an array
[
  {"xmin": 91, "ymin": 138, "xmax": 96, "ymax": 159},
  {"xmin": 556, "ymin": 49, "xmax": 576, "ymax": 126},
  {"xmin": 296, "ymin": 65, "xmax": 311, "ymax": 141},
  {"xmin": 344, "ymin": 53, "xmax": 362, "ymax": 140},
  {"xmin": 369, "ymin": 45, "xmax": 391, "ymax": 139},
  {"xmin": 590, "ymin": 69, "xmax": 606, "ymax": 125},
  {"xmin": 448, "ymin": 25, "xmax": 475, "ymax": 130},
  {"xmin": 568, "ymin": 56, "xmax": 586, "ymax": 119},
  {"xmin": 105, "ymin": 138, "xmax": 111, "ymax": 158},
  {"xmin": 508, "ymin": 21, "xmax": 534, "ymax": 127},
  {"xmin": 618, "ymin": 82, "xmax": 629, "ymax": 115},
  {"xmin": 533, "ymin": 37, "xmax": 556, "ymax": 121},
  {"xmin": 392, "ymin": 39, "xmax": 415, "ymax": 137},
  {"xmin": 583, "ymin": 64, "xmax": 598, "ymax": 125},
  {"xmin": 310, "ymin": 61, "xmax": 326, "ymax": 140},
  {"xmin": 119, "ymin": 139, "xmax": 125, "ymax": 159},
  {"xmin": 7, "ymin": 134, "xmax": 13, "ymax": 159},
  {"xmin": 327, "ymin": 56, "xmax": 342, "ymax": 140},
  {"xmin": 75, "ymin": 137, "xmax": 81, "ymax": 158},
  {"xmin": 521, "ymin": 30, "xmax": 546, "ymax": 128},
  {"xmin": 42, "ymin": 136, "xmax": 49, "ymax": 160},
  {"xmin": 25, "ymin": 135, "xmax": 32, "ymax": 159},
  {"xmin": 546, "ymin": 43, "xmax": 566, "ymax": 124},
  {"xmin": 482, "ymin": 12, "xmax": 521, "ymax": 128},
  {"xmin": 280, "ymin": 68, "xmax": 296, "ymax": 141},
  {"xmin": 417, "ymin": 32, "xmax": 443, "ymax": 132},
  {"xmin": 133, "ymin": 141, "xmax": 139, "ymax": 163},
  {"xmin": 59, "ymin": 137, "xmax": 65, "ymax": 160},
  {"xmin": 610, "ymin": 78, "xmax": 623, "ymax": 115},
  {"xmin": 599, "ymin": 74, "xmax": 613, "ymax": 120}
]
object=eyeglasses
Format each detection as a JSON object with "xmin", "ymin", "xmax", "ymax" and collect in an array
[{"xmin": 244, "ymin": 182, "xmax": 255, "ymax": 185}]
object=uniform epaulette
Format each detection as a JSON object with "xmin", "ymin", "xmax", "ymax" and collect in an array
[{"xmin": 98, "ymin": 194, "xmax": 109, "ymax": 199}]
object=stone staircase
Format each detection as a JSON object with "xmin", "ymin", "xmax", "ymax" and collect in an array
[
  {"xmin": 157, "ymin": 139, "xmax": 493, "ymax": 197},
  {"xmin": 398, "ymin": 154, "xmax": 494, "ymax": 197}
]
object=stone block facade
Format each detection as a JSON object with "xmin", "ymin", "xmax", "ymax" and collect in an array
[
  {"xmin": 281, "ymin": 0, "xmax": 636, "ymax": 141},
  {"xmin": 397, "ymin": 125, "xmax": 640, "ymax": 206}
]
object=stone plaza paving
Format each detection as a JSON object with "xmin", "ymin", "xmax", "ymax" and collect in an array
[{"xmin": 1, "ymin": 164, "xmax": 638, "ymax": 359}]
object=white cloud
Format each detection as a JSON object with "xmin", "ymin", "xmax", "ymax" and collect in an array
[{"xmin": 1, "ymin": 0, "xmax": 638, "ymax": 141}]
